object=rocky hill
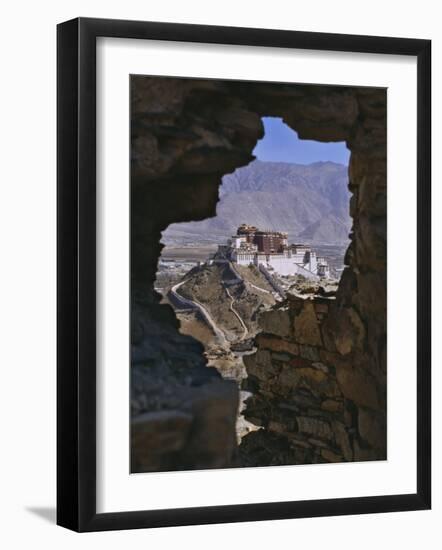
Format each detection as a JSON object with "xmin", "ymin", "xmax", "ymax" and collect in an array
[
  {"xmin": 167, "ymin": 261, "xmax": 277, "ymax": 387},
  {"xmin": 178, "ymin": 262, "xmax": 276, "ymax": 342},
  {"xmin": 163, "ymin": 159, "xmax": 351, "ymax": 246}
]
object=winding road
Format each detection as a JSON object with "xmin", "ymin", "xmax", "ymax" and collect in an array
[
  {"xmin": 169, "ymin": 280, "xmax": 228, "ymax": 345},
  {"xmin": 224, "ymin": 286, "xmax": 248, "ymax": 340},
  {"xmin": 170, "ymin": 260, "xmax": 278, "ymax": 345}
]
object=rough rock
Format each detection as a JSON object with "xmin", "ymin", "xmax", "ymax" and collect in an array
[
  {"xmin": 293, "ymin": 301, "xmax": 322, "ymax": 346},
  {"xmin": 255, "ymin": 334, "xmax": 299, "ymax": 356},
  {"xmin": 258, "ymin": 306, "xmax": 292, "ymax": 338},
  {"xmin": 358, "ymin": 406, "xmax": 386, "ymax": 451}
]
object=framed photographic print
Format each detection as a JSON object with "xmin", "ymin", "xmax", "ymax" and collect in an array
[{"xmin": 57, "ymin": 17, "xmax": 431, "ymax": 531}]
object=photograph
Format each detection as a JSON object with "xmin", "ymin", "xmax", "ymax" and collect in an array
[{"xmin": 130, "ymin": 76, "xmax": 387, "ymax": 473}]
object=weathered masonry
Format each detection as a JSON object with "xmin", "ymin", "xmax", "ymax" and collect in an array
[{"xmin": 131, "ymin": 76, "xmax": 386, "ymax": 471}]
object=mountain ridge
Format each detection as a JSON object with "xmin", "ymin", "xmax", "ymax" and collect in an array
[{"xmin": 163, "ymin": 159, "xmax": 352, "ymax": 246}]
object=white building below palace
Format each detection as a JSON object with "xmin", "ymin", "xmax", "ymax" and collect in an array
[{"xmin": 218, "ymin": 224, "xmax": 331, "ymax": 280}]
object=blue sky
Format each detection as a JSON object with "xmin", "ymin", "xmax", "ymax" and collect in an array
[{"xmin": 253, "ymin": 117, "xmax": 350, "ymax": 165}]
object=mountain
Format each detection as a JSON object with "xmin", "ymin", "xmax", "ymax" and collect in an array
[{"xmin": 163, "ymin": 159, "xmax": 352, "ymax": 246}]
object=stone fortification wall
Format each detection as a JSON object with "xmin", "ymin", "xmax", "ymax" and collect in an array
[{"xmin": 240, "ymin": 279, "xmax": 386, "ymax": 465}]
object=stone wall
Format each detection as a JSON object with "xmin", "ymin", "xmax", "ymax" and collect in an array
[
  {"xmin": 131, "ymin": 299, "xmax": 238, "ymax": 472},
  {"xmin": 130, "ymin": 76, "xmax": 386, "ymax": 470},
  {"xmin": 240, "ymin": 281, "xmax": 386, "ymax": 466}
]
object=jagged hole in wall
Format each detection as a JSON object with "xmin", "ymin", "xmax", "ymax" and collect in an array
[
  {"xmin": 131, "ymin": 77, "xmax": 386, "ymax": 473},
  {"xmin": 154, "ymin": 116, "xmax": 352, "ymax": 445}
]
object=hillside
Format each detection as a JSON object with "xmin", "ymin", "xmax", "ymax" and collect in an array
[
  {"xmin": 167, "ymin": 262, "xmax": 277, "ymax": 383},
  {"xmin": 178, "ymin": 262, "xmax": 275, "ymax": 341},
  {"xmin": 163, "ymin": 159, "xmax": 352, "ymax": 246}
]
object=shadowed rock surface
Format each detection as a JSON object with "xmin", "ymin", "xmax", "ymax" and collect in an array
[{"xmin": 131, "ymin": 289, "xmax": 238, "ymax": 472}]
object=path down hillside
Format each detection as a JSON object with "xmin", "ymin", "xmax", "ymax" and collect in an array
[
  {"xmin": 224, "ymin": 286, "xmax": 248, "ymax": 340},
  {"xmin": 169, "ymin": 280, "xmax": 228, "ymax": 346}
]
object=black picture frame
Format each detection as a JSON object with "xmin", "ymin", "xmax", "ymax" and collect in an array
[{"xmin": 57, "ymin": 17, "xmax": 431, "ymax": 532}]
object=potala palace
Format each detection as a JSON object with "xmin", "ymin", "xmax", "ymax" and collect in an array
[{"xmin": 218, "ymin": 224, "xmax": 331, "ymax": 279}]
